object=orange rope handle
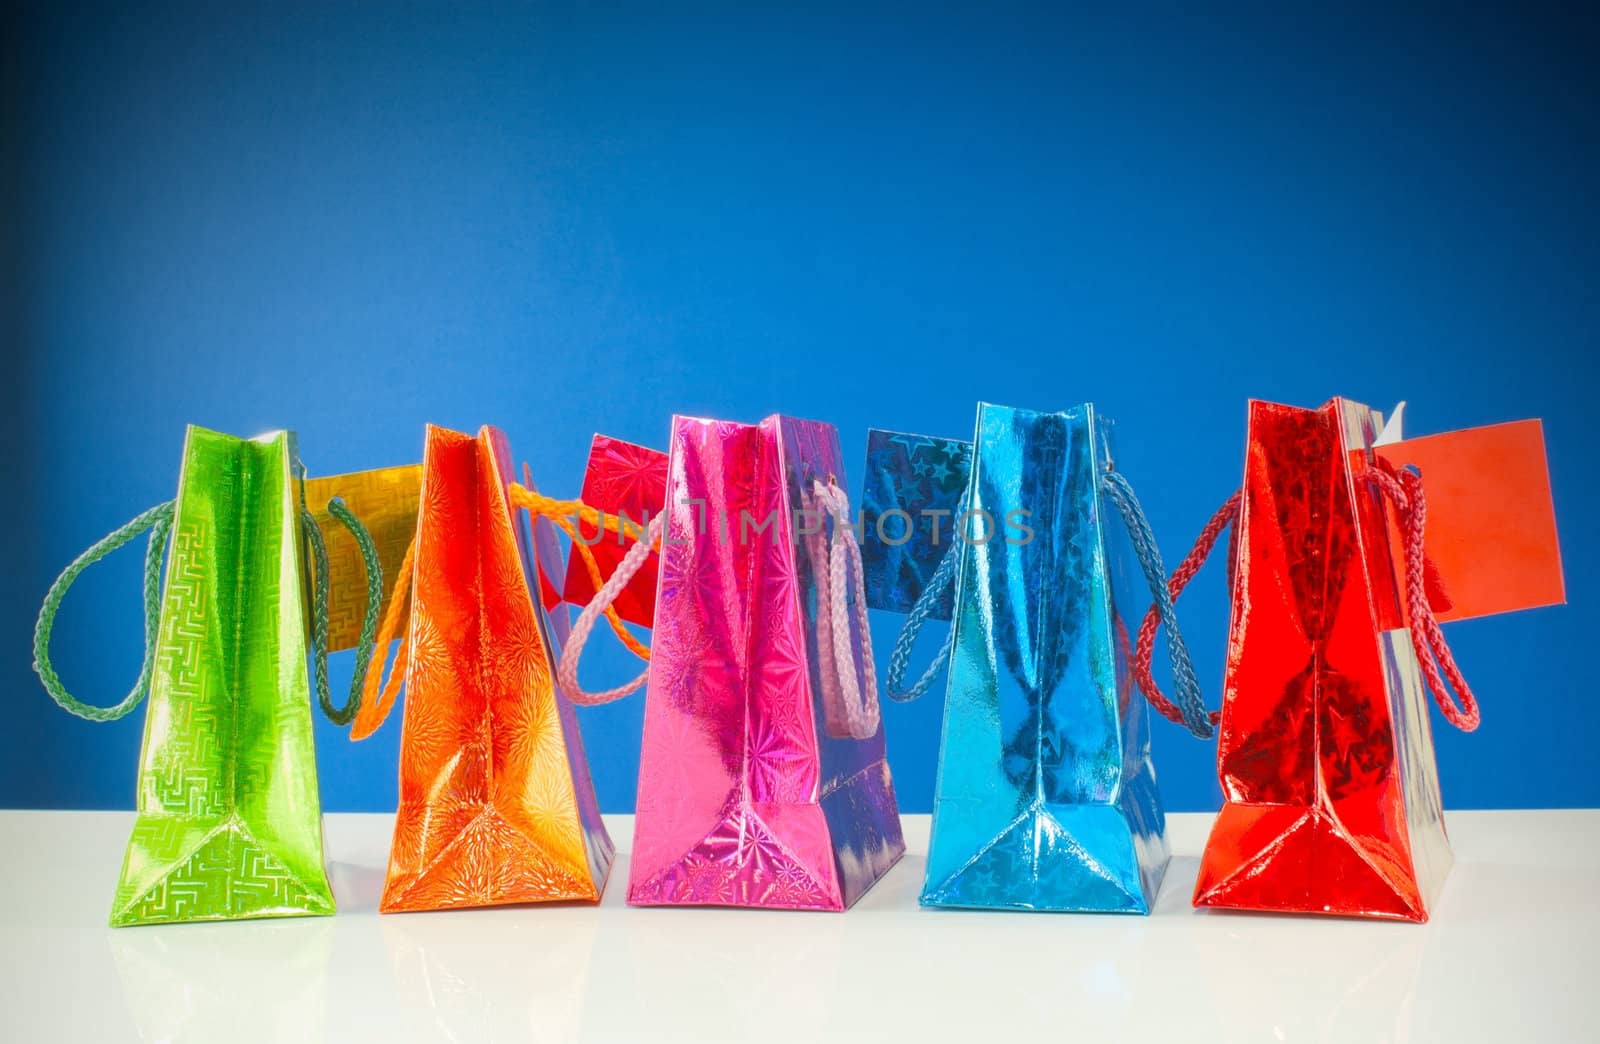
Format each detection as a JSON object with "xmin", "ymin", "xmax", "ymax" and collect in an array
[
  {"xmin": 508, "ymin": 482, "xmax": 657, "ymax": 662},
  {"xmin": 506, "ymin": 486, "xmax": 656, "ymax": 545},
  {"xmin": 544, "ymin": 512, "xmax": 651, "ymax": 661},
  {"xmin": 350, "ymin": 535, "xmax": 415, "ymax": 741}
]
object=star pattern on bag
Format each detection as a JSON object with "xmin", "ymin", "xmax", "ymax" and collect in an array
[
  {"xmin": 627, "ymin": 416, "xmax": 905, "ymax": 911},
  {"xmin": 377, "ymin": 427, "xmax": 608, "ymax": 912}
]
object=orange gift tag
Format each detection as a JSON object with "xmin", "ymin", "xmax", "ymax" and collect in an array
[{"xmin": 1373, "ymin": 419, "xmax": 1565, "ymax": 624}]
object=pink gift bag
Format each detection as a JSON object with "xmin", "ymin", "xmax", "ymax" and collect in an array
[{"xmin": 559, "ymin": 414, "xmax": 906, "ymax": 910}]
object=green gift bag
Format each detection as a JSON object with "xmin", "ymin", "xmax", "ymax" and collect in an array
[{"xmin": 33, "ymin": 425, "xmax": 382, "ymax": 926}]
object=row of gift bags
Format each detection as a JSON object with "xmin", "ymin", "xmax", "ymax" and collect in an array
[{"xmin": 32, "ymin": 399, "xmax": 1564, "ymax": 926}]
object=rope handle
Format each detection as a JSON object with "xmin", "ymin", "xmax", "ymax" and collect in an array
[
  {"xmin": 32, "ymin": 502, "xmax": 176, "ymax": 722},
  {"xmin": 882, "ymin": 494, "xmax": 967, "ymax": 703},
  {"xmin": 351, "ymin": 535, "xmax": 414, "ymax": 740},
  {"xmin": 556, "ymin": 512, "xmax": 665, "ymax": 705},
  {"xmin": 811, "ymin": 478, "xmax": 881, "ymax": 739},
  {"xmin": 555, "ymin": 477, "xmax": 882, "ymax": 735},
  {"xmin": 1130, "ymin": 491, "xmax": 1237, "ymax": 734},
  {"xmin": 507, "ymin": 482, "xmax": 655, "ymax": 662},
  {"xmin": 1102, "ymin": 470, "xmax": 1215, "ymax": 739},
  {"xmin": 1133, "ymin": 466, "xmax": 1480, "ymax": 735},
  {"xmin": 299, "ymin": 498, "xmax": 383, "ymax": 726},
  {"xmin": 353, "ymin": 482, "xmax": 665, "ymax": 732},
  {"xmin": 33, "ymin": 483, "xmax": 384, "ymax": 728},
  {"xmin": 885, "ymin": 469, "xmax": 1212, "ymax": 726},
  {"xmin": 1368, "ymin": 462, "xmax": 1480, "ymax": 731}
]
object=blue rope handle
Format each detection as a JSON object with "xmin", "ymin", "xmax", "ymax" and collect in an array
[
  {"xmin": 32, "ymin": 501, "xmax": 176, "ymax": 722},
  {"xmin": 1100, "ymin": 470, "xmax": 1214, "ymax": 739},
  {"xmin": 884, "ymin": 495, "xmax": 967, "ymax": 702},
  {"xmin": 297, "ymin": 463, "xmax": 384, "ymax": 727}
]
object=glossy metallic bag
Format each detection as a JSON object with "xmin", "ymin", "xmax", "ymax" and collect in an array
[
  {"xmin": 33, "ymin": 425, "xmax": 380, "ymax": 926},
  {"xmin": 862, "ymin": 402, "xmax": 1203, "ymax": 913},
  {"xmin": 562, "ymin": 414, "xmax": 906, "ymax": 910},
  {"xmin": 1138, "ymin": 398, "xmax": 1564, "ymax": 921},
  {"xmin": 351, "ymin": 424, "xmax": 615, "ymax": 912}
]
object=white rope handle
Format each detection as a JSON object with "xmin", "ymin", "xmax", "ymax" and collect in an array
[
  {"xmin": 812, "ymin": 478, "xmax": 881, "ymax": 740},
  {"xmin": 556, "ymin": 512, "xmax": 665, "ymax": 705}
]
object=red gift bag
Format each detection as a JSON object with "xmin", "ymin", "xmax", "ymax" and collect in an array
[{"xmin": 1138, "ymin": 398, "xmax": 1563, "ymax": 921}]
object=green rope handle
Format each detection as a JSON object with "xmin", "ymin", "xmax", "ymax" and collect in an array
[
  {"xmin": 298, "ymin": 485, "xmax": 383, "ymax": 727},
  {"xmin": 32, "ymin": 501, "xmax": 176, "ymax": 722}
]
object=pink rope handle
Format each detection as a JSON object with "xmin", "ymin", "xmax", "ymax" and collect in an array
[
  {"xmin": 1368, "ymin": 463, "xmax": 1482, "ymax": 732},
  {"xmin": 812, "ymin": 478, "xmax": 880, "ymax": 740},
  {"xmin": 556, "ymin": 512, "xmax": 665, "ymax": 705}
]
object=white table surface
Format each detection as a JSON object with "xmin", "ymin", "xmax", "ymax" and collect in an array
[{"xmin": 2, "ymin": 809, "xmax": 1594, "ymax": 1043}]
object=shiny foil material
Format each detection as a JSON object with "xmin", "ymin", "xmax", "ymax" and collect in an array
[
  {"xmin": 859, "ymin": 430, "xmax": 972, "ymax": 620},
  {"xmin": 1195, "ymin": 398, "xmax": 1451, "ymax": 922},
  {"xmin": 627, "ymin": 414, "xmax": 906, "ymax": 910},
  {"xmin": 879, "ymin": 403, "xmax": 1168, "ymax": 913},
  {"xmin": 112, "ymin": 426, "xmax": 335, "ymax": 926},
  {"xmin": 303, "ymin": 464, "xmax": 422, "ymax": 652},
  {"xmin": 366, "ymin": 425, "xmax": 613, "ymax": 912}
]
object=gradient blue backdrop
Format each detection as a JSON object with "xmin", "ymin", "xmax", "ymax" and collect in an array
[{"xmin": 5, "ymin": 3, "xmax": 1594, "ymax": 813}]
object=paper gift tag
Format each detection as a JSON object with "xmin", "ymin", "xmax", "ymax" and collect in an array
[
  {"xmin": 1372, "ymin": 418, "xmax": 1564, "ymax": 625},
  {"xmin": 860, "ymin": 429, "xmax": 973, "ymax": 619},
  {"xmin": 303, "ymin": 463, "xmax": 422, "ymax": 652},
  {"xmin": 560, "ymin": 434, "xmax": 668, "ymax": 628}
]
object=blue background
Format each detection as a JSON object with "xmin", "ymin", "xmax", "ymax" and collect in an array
[{"xmin": 5, "ymin": 3, "xmax": 1594, "ymax": 813}]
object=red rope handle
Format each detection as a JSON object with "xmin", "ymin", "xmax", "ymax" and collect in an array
[
  {"xmin": 1368, "ymin": 464, "xmax": 1481, "ymax": 732},
  {"xmin": 1133, "ymin": 469, "xmax": 1481, "ymax": 734},
  {"xmin": 1133, "ymin": 492, "xmax": 1239, "ymax": 728}
]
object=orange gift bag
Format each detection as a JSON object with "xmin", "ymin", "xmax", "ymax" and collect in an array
[{"xmin": 350, "ymin": 424, "xmax": 623, "ymax": 912}]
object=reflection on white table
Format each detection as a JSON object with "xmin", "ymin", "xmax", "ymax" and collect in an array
[{"xmin": 1, "ymin": 810, "xmax": 1594, "ymax": 1043}]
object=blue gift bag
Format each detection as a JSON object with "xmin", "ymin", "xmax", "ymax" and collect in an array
[{"xmin": 861, "ymin": 402, "xmax": 1210, "ymax": 913}]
